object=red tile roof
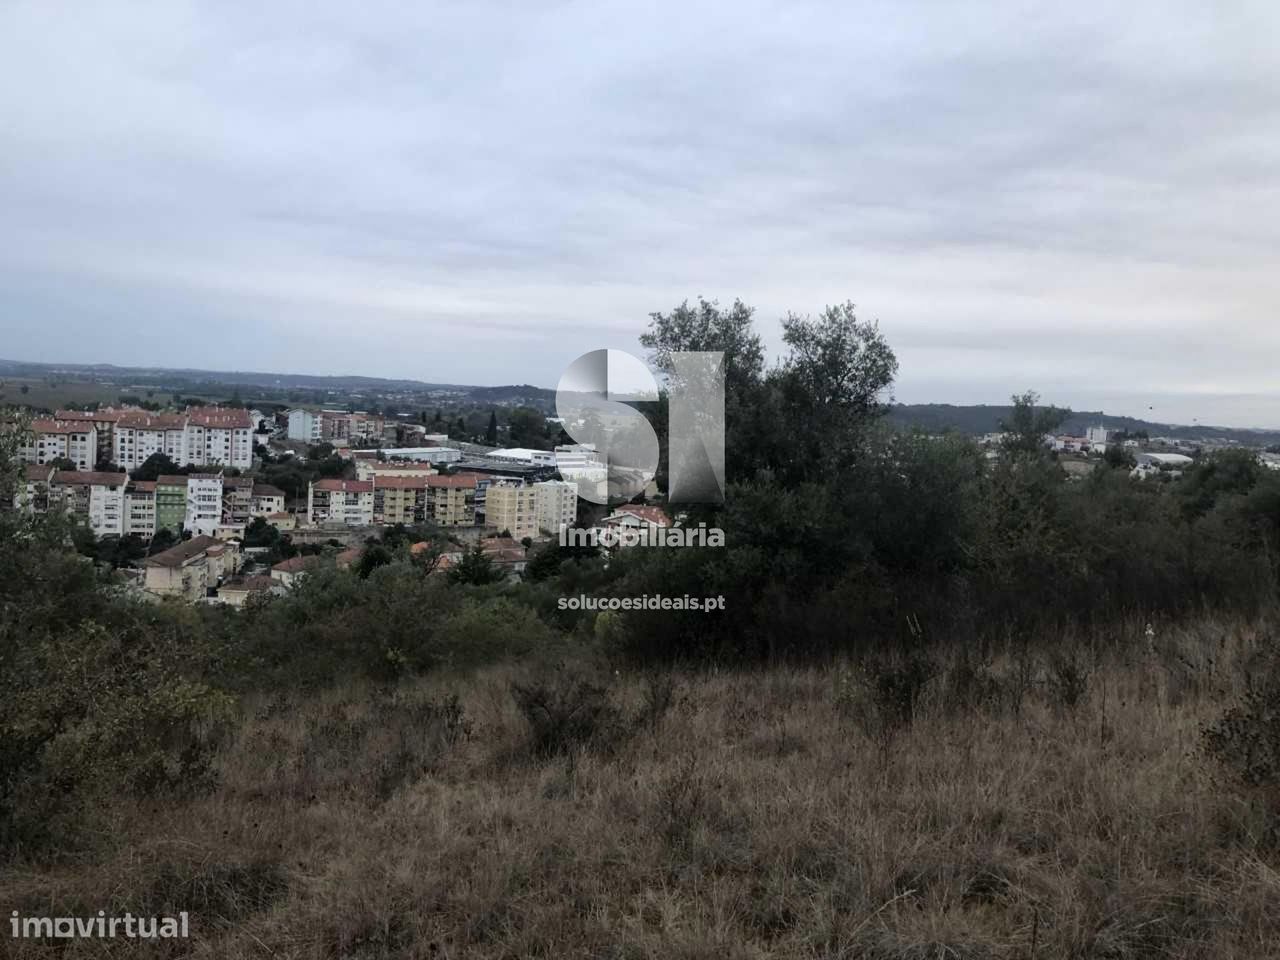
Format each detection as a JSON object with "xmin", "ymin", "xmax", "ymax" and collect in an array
[
  {"xmin": 156, "ymin": 475, "xmax": 190, "ymax": 486},
  {"xmin": 52, "ymin": 470, "xmax": 128, "ymax": 487},
  {"xmin": 114, "ymin": 412, "xmax": 188, "ymax": 430},
  {"xmin": 220, "ymin": 575, "xmax": 277, "ymax": 593},
  {"xmin": 31, "ymin": 418, "xmax": 96, "ymax": 435},
  {"xmin": 55, "ymin": 408, "xmax": 129, "ymax": 423},
  {"xmin": 426, "ymin": 473, "xmax": 481, "ymax": 489},
  {"xmin": 608, "ymin": 504, "xmax": 671, "ymax": 527},
  {"xmin": 252, "ymin": 483, "xmax": 286, "ymax": 497},
  {"xmin": 311, "ymin": 478, "xmax": 374, "ymax": 493},
  {"xmin": 24, "ymin": 464, "xmax": 54, "ymax": 482},
  {"xmin": 272, "ymin": 554, "xmax": 324, "ymax": 574},
  {"xmin": 145, "ymin": 535, "xmax": 223, "ymax": 568},
  {"xmin": 127, "ymin": 480, "xmax": 157, "ymax": 493},
  {"xmin": 373, "ymin": 475, "xmax": 430, "ymax": 490},
  {"xmin": 186, "ymin": 406, "xmax": 252, "ymax": 429}
]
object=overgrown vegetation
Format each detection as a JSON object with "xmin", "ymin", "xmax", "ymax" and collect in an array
[{"xmin": 5, "ymin": 298, "xmax": 1280, "ymax": 954}]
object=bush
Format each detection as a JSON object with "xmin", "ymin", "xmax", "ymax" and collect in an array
[
  {"xmin": 1048, "ymin": 651, "xmax": 1092, "ymax": 710},
  {"xmin": 1204, "ymin": 655, "xmax": 1280, "ymax": 796},
  {"xmin": 510, "ymin": 674, "xmax": 625, "ymax": 757},
  {"xmin": 839, "ymin": 651, "xmax": 938, "ymax": 748}
]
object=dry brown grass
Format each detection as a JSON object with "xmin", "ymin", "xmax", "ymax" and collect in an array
[{"xmin": 4, "ymin": 617, "xmax": 1280, "ymax": 958}]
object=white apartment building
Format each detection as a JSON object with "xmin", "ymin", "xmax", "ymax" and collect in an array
[
  {"xmin": 24, "ymin": 420, "xmax": 99, "ymax": 471},
  {"xmin": 124, "ymin": 481, "xmax": 158, "ymax": 538},
  {"xmin": 186, "ymin": 407, "xmax": 253, "ymax": 469},
  {"xmin": 307, "ymin": 478, "xmax": 374, "ymax": 526},
  {"xmin": 534, "ymin": 479, "xmax": 578, "ymax": 535},
  {"xmin": 287, "ymin": 408, "xmax": 323, "ymax": 442},
  {"xmin": 185, "ymin": 474, "xmax": 225, "ymax": 537},
  {"xmin": 112, "ymin": 412, "xmax": 189, "ymax": 471},
  {"xmin": 52, "ymin": 471, "xmax": 127, "ymax": 537}
]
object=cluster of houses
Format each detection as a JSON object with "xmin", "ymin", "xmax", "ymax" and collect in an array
[{"xmin": 133, "ymin": 500, "xmax": 673, "ymax": 606}]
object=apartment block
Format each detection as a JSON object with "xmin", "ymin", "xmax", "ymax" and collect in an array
[
  {"xmin": 155, "ymin": 475, "xmax": 189, "ymax": 533},
  {"xmin": 24, "ymin": 419, "xmax": 99, "ymax": 471},
  {"xmin": 111, "ymin": 412, "xmax": 189, "ymax": 471},
  {"xmin": 372, "ymin": 475, "xmax": 430, "ymax": 525},
  {"xmin": 222, "ymin": 476, "xmax": 254, "ymax": 525},
  {"xmin": 286, "ymin": 408, "xmax": 322, "ymax": 442},
  {"xmin": 51, "ymin": 470, "xmax": 128, "ymax": 537},
  {"xmin": 485, "ymin": 482, "xmax": 539, "ymax": 539},
  {"xmin": 425, "ymin": 473, "xmax": 481, "ymax": 526},
  {"xmin": 321, "ymin": 410, "xmax": 385, "ymax": 441},
  {"xmin": 15, "ymin": 464, "xmax": 55, "ymax": 513},
  {"xmin": 534, "ymin": 479, "xmax": 578, "ymax": 535},
  {"xmin": 185, "ymin": 407, "xmax": 253, "ymax": 469},
  {"xmin": 308, "ymin": 478, "xmax": 374, "ymax": 526},
  {"xmin": 55, "ymin": 408, "xmax": 127, "ymax": 463},
  {"xmin": 185, "ymin": 474, "xmax": 224, "ymax": 537},
  {"xmin": 124, "ymin": 481, "xmax": 158, "ymax": 538}
]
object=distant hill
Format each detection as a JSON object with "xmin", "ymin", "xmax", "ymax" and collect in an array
[
  {"xmin": 0, "ymin": 358, "xmax": 556, "ymax": 410},
  {"xmin": 888, "ymin": 403, "xmax": 1280, "ymax": 448}
]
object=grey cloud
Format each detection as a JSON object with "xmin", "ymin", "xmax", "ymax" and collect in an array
[{"xmin": 1, "ymin": 1, "xmax": 1278, "ymax": 425}]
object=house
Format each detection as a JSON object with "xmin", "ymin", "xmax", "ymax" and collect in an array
[
  {"xmin": 335, "ymin": 546, "xmax": 364, "ymax": 569},
  {"xmin": 51, "ymin": 470, "xmax": 128, "ymax": 537},
  {"xmin": 216, "ymin": 574, "xmax": 282, "ymax": 607},
  {"xmin": 602, "ymin": 504, "xmax": 672, "ymax": 530},
  {"xmin": 250, "ymin": 483, "xmax": 287, "ymax": 516},
  {"xmin": 263, "ymin": 511, "xmax": 297, "ymax": 531},
  {"xmin": 480, "ymin": 536, "xmax": 528, "ymax": 576},
  {"xmin": 270, "ymin": 554, "xmax": 325, "ymax": 587},
  {"xmin": 594, "ymin": 504, "xmax": 674, "ymax": 547},
  {"xmin": 144, "ymin": 535, "xmax": 240, "ymax": 601},
  {"xmin": 307, "ymin": 478, "xmax": 375, "ymax": 526}
]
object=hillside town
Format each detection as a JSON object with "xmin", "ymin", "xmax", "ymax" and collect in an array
[{"xmin": 7, "ymin": 402, "xmax": 673, "ymax": 605}]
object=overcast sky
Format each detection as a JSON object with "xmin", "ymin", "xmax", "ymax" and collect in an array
[{"xmin": 2, "ymin": 2, "xmax": 1278, "ymax": 425}]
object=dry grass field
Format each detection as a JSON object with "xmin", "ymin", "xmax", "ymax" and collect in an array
[{"xmin": 4, "ymin": 617, "xmax": 1279, "ymax": 959}]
